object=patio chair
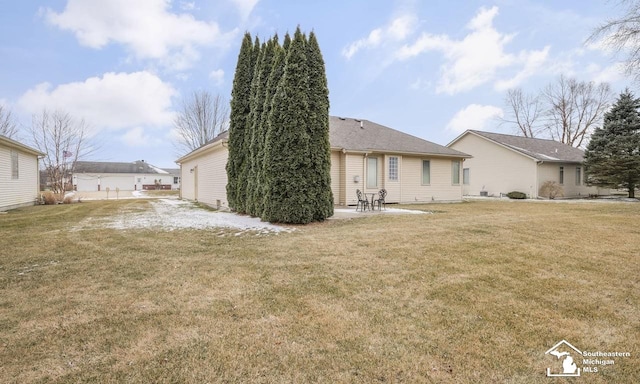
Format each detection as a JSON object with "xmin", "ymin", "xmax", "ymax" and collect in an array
[
  {"xmin": 375, "ymin": 189, "xmax": 387, "ymax": 210},
  {"xmin": 356, "ymin": 189, "xmax": 369, "ymax": 211}
]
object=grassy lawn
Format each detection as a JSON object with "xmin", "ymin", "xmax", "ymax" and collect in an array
[{"xmin": 1, "ymin": 199, "xmax": 638, "ymax": 383}]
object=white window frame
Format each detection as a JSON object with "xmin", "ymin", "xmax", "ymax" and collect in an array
[
  {"xmin": 422, "ymin": 160, "xmax": 430, "ymax": 185},
  {"xmin": 388, "ymin": 156, "xmax": 398, "ymax": 181},
  {"xmin": 367, "ymin": 157, "xmax": 378, "ymax": 189},
  {"xmin": 452, "ymin": 160, "xmax": 461, "ymax": 185}
]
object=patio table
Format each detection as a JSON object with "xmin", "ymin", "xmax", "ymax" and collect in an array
[{"xmin": 365, "ymin": 193, "xmax": 377, "ymax": 211}]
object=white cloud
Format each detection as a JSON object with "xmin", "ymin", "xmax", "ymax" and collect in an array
[
  {"xmin": 494, "ymin": 46, "xmax": 550, "ymax": 91},
  {"xmin": 342, "ymin": 14, "xmax": 417, "ymax": 59},
  {"xmin": 396, "ymin": 6, "xmax": 548, "ymax": 94},
  {"xmin": 121, "ymin": 127, "xmax": 162, "ymax": 147},
  {"xmin": 231, "ymin": 0, "xmax": 259, "ymax": 19},
  {"xmin": 43, "ymin": 0, "xmax": 227, "ymax": 70},
  {"xmin": 209, "ymin": 69, "xmax": 225, "ymax": 86},
  {"xmin": 18, "ymin": 71, "xmax": 176, "ymax": 131},
  {"xmin": 446, "ymin": 104, "xmax": 504, "ymax": 133},
  {"xmin": 180, "ymin": 1, "xmax": 196, "ymax": 11},
  {"xmin": 587, "ymin": 62, "xmax": 626, "ymax": 84}
]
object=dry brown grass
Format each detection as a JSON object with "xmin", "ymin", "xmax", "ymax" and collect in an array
[{"xmin": 0, "ymin": 199, "xmax": 638, "ymax": 383}]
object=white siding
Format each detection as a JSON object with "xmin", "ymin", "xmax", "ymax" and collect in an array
[
  {"xmin": 449, "ymin": 134, "xmax": 539, "ymax": 197},
  {"xmin": 345, "ymin": 152, "xmax": 463, "ymax": 204},
  {"xmin": 0, "ymin": 144, "xmax": 39, "ymax": 211},
  {"xmin": 399, "ymin": 157, "xmax": 462, "ymax": 202},
  {"xmin": 74, "ymin": 173, "xmax": 174, "ymax": 191},
  {"xmin": 537, "ymin": 163, "xmax": 602, "ymax": 197},
  {"xmin": 330, "ymin": 151, "xmax": 340, "ymax": 205},
  {"xmin": 179, "ymin": 144, "xmax": 229, "ymax": 209}
]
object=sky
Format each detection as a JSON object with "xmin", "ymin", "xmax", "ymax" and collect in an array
[{"xmin": 0, "ymin": 0, "xmax": 634, "ymax": 168}]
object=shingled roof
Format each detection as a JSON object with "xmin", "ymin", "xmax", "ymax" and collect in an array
[
  {"xmin": 329, "ymin": 116, "xmax": 469, "ymax": 157},
  {"xmin": 457, "ymin": 130, "xmax": 586, "ymax": 163},
  {"xmin": 177, "ymin": 117, "xmax": 469, "ymax": 163},
  {"xmin": 74, "ymin": 160, "xmax": 169, "ymax": 174}
]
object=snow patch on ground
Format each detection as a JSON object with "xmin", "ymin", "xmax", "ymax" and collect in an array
[{"xmin": 73, "ymin": 198, "xmax": 292, "ymax": 234}]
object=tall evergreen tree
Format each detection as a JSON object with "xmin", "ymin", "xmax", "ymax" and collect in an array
[
  {"xmin": 262, "ymin": 28, "xmax": 315, "ymax": 223},
  {"xmin": 584, "ymin": 89, "xmax": 640, "ymax": 198},
  {"xmin": 256, "ymin": 35, "xmax": 288, "ymax": 218},
  {"xmin": 245, "ymin": 41, "xmax": 266, "ymax": 216},
  {"xmin": 306, "ymin": 31, "xmax": 333, "ymax": 220},
  {"xmin": 226, "ymin": 33, "xmax": 255, "ymax": 211},
  {"xmin": 233, "ymin": 36, "xmax": 261, "ymax": 213}
]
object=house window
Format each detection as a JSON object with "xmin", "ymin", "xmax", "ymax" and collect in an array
[
  {"xmin": 452, "ymin": 160, "xmax": 461, "ymax": 185},
  {"xmin": 388, "ymin": 156, "xmax": 398, "ymax": 181},
  {"xmin": 367, "ymin": 157, "xmax": 378, "ymax": 188},
  {"xmin": 174, "ymin": 176, "xmax": 180, "ymax": 184},
  {"xmin": 575, "ymin": 167, "xmax": 581, "ymax": 185},
  {"xmin": 559, "ymin": 166, "xmax": 564, "ymax": 185},
  {"xmin": 422, "ymin": 160, "xmax": 430, "ymax": 185},
  {"xmin": 463, "ymin": 168, "xmax": 470, "ymax": 185},
  {"xmin": 11, "ymin": 151, "xmax": 18, "ymax": 179}
]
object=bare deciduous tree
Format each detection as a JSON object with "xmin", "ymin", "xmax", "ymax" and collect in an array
[
  {"xmin": 0, "ymin": 104, "xmax": 19, "ymax": 139},
  {"xmin": 30, "ymin": 109, "xmax": 94, "ymax": 195},
  {"xmin": 589, "ymin": 0, "xmax": 640, "ymax": 80},
  {"xmin": 174, "ymin": 91, "xmax": 230, "ymax": 155},
  {"xmin": 543, "ymin": 75, "xmax": 612, "ymax": 147},
  {"xmin": 500, "ymin": 88, "xmax": 544, "ymax": 137}
]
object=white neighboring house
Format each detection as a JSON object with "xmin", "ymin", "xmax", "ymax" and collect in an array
[
  {"xmin": 447, "ymin": 130, "xmax": 608, "ymax": 198},
  {"xmin": 72, "ymin": 160, "xmax": 178, "ymax": 191},
  {"xmin": 0, "ymin": 135, "xmax": 44, "ymax": 211},
  {"xmin": 162, "ymin": 168, "xmax": 181, "ymax": 190},
  {"xmin": 176, "ymin": 116, "xmax": 471, "ymax": 210}
]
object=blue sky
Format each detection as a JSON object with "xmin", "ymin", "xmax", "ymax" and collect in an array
[{"xmin": 0, "ymin": 0, "xmax": 632, "ymax": 168}]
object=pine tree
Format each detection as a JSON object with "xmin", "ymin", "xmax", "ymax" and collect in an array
[
  {"xmin": 262, "ymin": 28, "xmax": 314, "ymax": 223},
  {"xmin": 226, "ymin": 32, "xmax": 255, "ymax": 211},
  {"xmin": 256, "ymin": 35, "xmax": 287, "ymax": 218},
  {"xmin": 245, "ymin": 41, "xmax": 266, "ymax": 216},
  {"xmin": 236, "ymin": 36, "xmax": 261, "ymax": 213},
  {"xmin": 306, "ymin": 31, "xmax": 333, "ymax": 220},
  {"xmin": 584, "ymin": 89, "xmax": 640, "ymax": 198}
]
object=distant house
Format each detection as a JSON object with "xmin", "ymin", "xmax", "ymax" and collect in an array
[
  {"xmin": 0, "ymin": 135, "xmax": 44, "ymax": 211},
  {"xmin": 162, "ymin": 168, "xmax": 181, "ymax": 190},
  {"xmin": 72, "ymin": 160, "xmax": 178, "ymax": 191},
  {"xmin": 447, "ymin": 130, "xmax": 608, "ymax": 198},
  {"xmin": 176, "ymin": 116, "xmax": 471, "ymax": 210}
]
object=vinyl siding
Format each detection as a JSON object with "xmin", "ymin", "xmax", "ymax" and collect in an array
[
  {"xmin": 330, "ymin": 151, "xmax": 340, "ymax": 205},
  {"xmin": 449, "ymin": 133, "xmax": 538, "ymax": 197},
  {"xmin": 344, "ymin": 153, "xmax": 364, "ymax": 205},
  {"xmin": 179, "ymin": 144, "xmax": 229, "ymax": 209},
  {"xmin": 399, "ymin": 157, "xmax": 462, "ymax": 202},
  {"xmin": 0, "ymin": 145, "xmax": 39, "ymax": 211},
  {"xmin": 537, "ymin": 163, "xmax": 601, "ymax": 197}
]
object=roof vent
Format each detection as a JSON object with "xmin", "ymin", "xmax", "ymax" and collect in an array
[
  {"xmin": 554, "ymin": 148, "xmax": 558, "ymax": 153},
  {"xmin": 355, "ymin": 119, "xmax": 364, "ymax": 129},
  {"xmin": 338, "ymin": 117, "xmax": 345, "ymax": 120}
]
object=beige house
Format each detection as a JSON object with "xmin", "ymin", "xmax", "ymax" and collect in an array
[
  {"xmin": 447, "ymin": 130, "xmax": 607, "ymax": 198},
  {"xmin": 176, "ymin": 116, "xmax": 471, "ymax": 210},
  {"xmin": 0, "ymin": 135, "xmax": 44, "ymax": 211}
]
